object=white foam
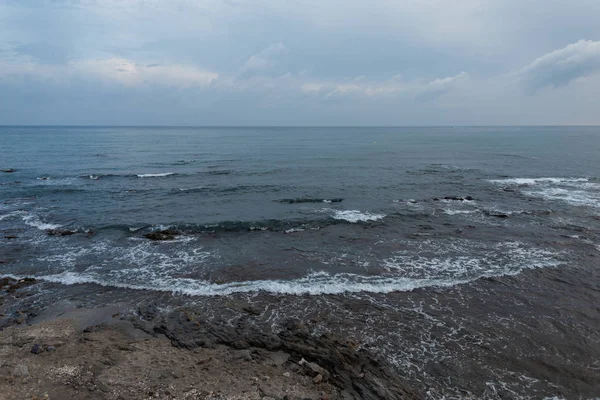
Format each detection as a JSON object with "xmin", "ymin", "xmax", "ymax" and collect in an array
[
  {"xmin": 523, "ymin": 187, "xmax": 600, "ymax": 208},
  {"xmin": 34, "ymin": 270, "xmax": 475, "ymax": 296},
  {"xmin": 330, "ymin": 210, "xmax": 386, "ymax": 223},
  {"xmin": 22, "ymin": 214, "xmax": 62, "ymax": 230},
  {"xmin": 443, "ymin": 209, "xmax": 478, "ymax": 215},
  {"xmin": 0, "ymin": 210, "xmax": 28, "ymax": 221},
  {"xmin": 284, "ymin": 227, "xmax": 305, "ymax": 234},
  {"xmin": 137, "ymin": 173, "xmax": 175, "ymax": 178},
  {"xmin": 89, "ymin": 175, "xmax": 99, "ymax": 180},
  {"xmin": 382, "ymin": 240, "xmax": 561, "ymax": 281},
  {"xmin": 489, "ymin": 177, "xmax": 589, "ymax": 185},
  {"xmin": 30, "ymin": 239, "xmax": 563, "ymax": 297}
]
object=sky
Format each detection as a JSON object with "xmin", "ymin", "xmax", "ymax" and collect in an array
[{"xmin": 1, "ymin": 0, "xmax": 600, "ymax": 126}]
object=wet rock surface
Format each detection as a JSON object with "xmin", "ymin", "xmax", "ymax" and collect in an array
[
  {"xmin": 0, "ymin": 279, "xmax": 421, "ymax": 399},
  {"xmin": 145, "ymin": 308, "xmax": 420, "ymax": 400},
  {"xmin": 143, "ymin": 229, "xmax": 179, "ymax": 241}
]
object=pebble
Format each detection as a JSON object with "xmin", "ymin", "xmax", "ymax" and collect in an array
[
  {"xmin": 11, "ymin": 364, "xmax": 29, "ymax": 377},
  {"xmin": 47, "ymin": 345, "xmax": 57, "ymax": 352},
  {"xmin": 282, "ymin": 371, "xmax": 291, "ymax": 378},
  {"xmin": 31, "ymin": 344, "xmax": 43, "ymax": 354}
]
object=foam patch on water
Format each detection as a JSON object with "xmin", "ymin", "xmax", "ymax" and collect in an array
[
  {"xmin": 31, "ymin": 239, "xmax": 563, "ymax": 296},
  {"xmin": 329, "ymin": 210, "xmax": 386, "ymax": 223},
  {"xmin": 0, "ymin": 210, "xmax": 28, "ymax": 222},
  {"xmin": 382, "ymin": 240, "xmax": 561, "ymax": 281},
  {"xmin": 35, "ymin": 270, "xmax": 476, "ymax": 296},
  {"xmin": 489, "ymin": 177, "xmax": 589, "ymax": 185},
  {"xmin": 443, "ymin": 209, "xmax": 478, "ymax": 215},
  {"xmin": 490, "ymin": 177, "xmax": 600, "ymax": 208},
  {"xmin": 523, "ymin": 187, "xmax": 600, "ymax": 208},
  {"xmin": 137, "ymin": 173, "xmax": 175, "ymax": 178},
  {"xmin": 22, "ymin": 214, "xmax": 62, "ymax": 230}
]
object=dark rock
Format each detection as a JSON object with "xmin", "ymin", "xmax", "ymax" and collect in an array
[
  {"xmin": 144, "ymin": 229, "xmax": 179, "ymax": 241},
  {"xmin": 31, "ymin": 343, "xmax": 43, "ymax": 354},
  {"xmin": 4, "ymin": 235, "xmax": 17, "ymax": 239},
  {"xmin": 278, "ymin": 198, "xmax": 344, "ymax": 204},
  {"xmin": 485, "ymin": 211, "xmax": 509, "ymax": 218},
  {"xmin": 2, "ymin": 168, "xmax": 15, "ymax": 173},
  {"xmin": 138, "ymin": 302, "xmax": 160, "ymax": 321},
  {"xmin": 153, "ymin": 313, "xmax": 421, "ymax": 399},
  {"xmin": 47, "ymin": 229, "xmax": 78, "ymax": 236},
  {"xmin": 1, "ymin": 277, "xmax": 37, "ymax": 293}
]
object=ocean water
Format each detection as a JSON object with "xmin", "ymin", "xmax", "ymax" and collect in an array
[
  {"xmin": 2, "ymin": 126, "xmax": 600, "ymax": 398},
  {"xmin": 1, "ymin": 126, "xmax": 600, "ymax": 294}
]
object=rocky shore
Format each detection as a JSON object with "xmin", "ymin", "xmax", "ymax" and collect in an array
[{"xmin": 0, "ymin": 277, "xmax": 421, "ymax": 400}]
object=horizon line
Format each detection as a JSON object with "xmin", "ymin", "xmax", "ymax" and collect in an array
[{"xmin": 1, "ymin": 124, "xmax": 599, "ymax": 128}]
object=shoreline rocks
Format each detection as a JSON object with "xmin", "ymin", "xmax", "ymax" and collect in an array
[{"xmin": 144, "ymin": 229, "xmax": 179, "ymax": 241}]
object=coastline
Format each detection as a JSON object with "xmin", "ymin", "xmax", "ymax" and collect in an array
[
  {"xmin": 1, "ymin": 244, "xmax": 599, "ymax": 399},
  {"xmin": 0, "ymin": 277, "xmax": 419, "ymax": 400}
]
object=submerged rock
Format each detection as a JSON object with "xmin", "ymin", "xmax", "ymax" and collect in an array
[
  {"xmin": 434, "ymin": 196, "xmax": 475, "ymax": 201},
  {"xmin": 1, "ymin": 277, "xmax": 37, "ymax": 293},
  {"xmin": 47, "ymin": 229, "xmax": 78, "ymax": 236},
  {"xmin": 2, "ymin": 168, "xmax": 15, "ymax": 173},
  {"xmin": 144, "ymin": 229, "xmax": 179, "ymax": 241}
]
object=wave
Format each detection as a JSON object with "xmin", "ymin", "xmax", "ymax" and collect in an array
[
  {"xmin": 137, "ymin": 172, "xmax": 176, "ymax": 178},
  {"xmin": 489, "ymin": 177, "xmax": 589, "ymax": 185},
  {"xmin": 329, "ymin": 209, "xmax": 386, "ymax": 223},
  {"xmin": 443, "ymin": 209, "xmax": 478, "ymax": 215},
  {"xmin": 172, "ymin": 184, "xmax": 282, "ymax": 195},
  {"xmin": 490, "ymin": 177, "xmax": 599, "ymax": 208},
  {"xmin": 278, "ymin": 198, "xmax": 343, "ymax": 204},
  {"xmin": 523, "ymin": 187, "xmax": 600, "ymax": 208},
  {"xmin": 97, "ymin": 212, "xmax": 386, "ymax": 236},
  {"xmin": 22, "ymin": 214, "xmax": 62, "ymax": 230},
  {"xmin": 33, "ymin": 241, "xmax": 562, "ymax": 296}
]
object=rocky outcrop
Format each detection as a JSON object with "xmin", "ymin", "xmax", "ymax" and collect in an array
[
  {"xmin": 143, "ymin": 229, "xmax": 179, "ymax": 241},
  {"xmin": 144, "ymin": 308, "xmax": 422, "ymax": 400}
]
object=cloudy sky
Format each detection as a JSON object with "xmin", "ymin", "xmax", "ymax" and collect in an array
[{"xmin": 1, "ymin": 0, "xmax": 600, "ymax": 126}]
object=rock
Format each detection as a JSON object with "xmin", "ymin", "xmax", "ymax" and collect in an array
[
  {"xmin": 31, "ymin": 343, "xmax": 43, "ymax": 354},
  {"xmin": 143, "ymin": 229, "xmax": 178, "ymax": 241},
  {"xmin": 2, "ymin": 168, "xmax": 15, "ymax": 173},
  {"xmin": 152, "ymin": 314, "xmax": 421, "ymax": 399},
  {"xmin": 443, "ymin": 196, "xmax": 474, "ymax": 201},
  {"xmin": 235, "ymin": 349, "xmax": 253, "ymax": 361},
  {"xmin": 47, "ymin": 345, "xmax": 57, "ymax": 352},
  {"xmin": 47, "ymin": 229, "xmax": 78, "ymax": 236},
  {"xmin": 4, "ymin": 277, "xmax": 37, "ymax": 293},
  {"xmin": 4, "ymin": 235, "xmax": 17, "ymax": 239},
  {"xmin": 262, "ymin": 397, "xmax": 276, "ymax": 400},
  {"xmin": 283, "ymin": 371, "xmax": 291, "ymax": 378},
  {"xmin": 11, "ymin": 364, "xmax": 29, "ymax": 377},
  {"xmin": 299, "ymin": 358, "xmax": 330, "ymax": 382}
]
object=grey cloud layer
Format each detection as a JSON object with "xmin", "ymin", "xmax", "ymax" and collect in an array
[{"xmin": 1, "ymin": 0, "xmax": 599, "ymax": 125}]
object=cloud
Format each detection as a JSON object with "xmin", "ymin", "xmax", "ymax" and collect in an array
[
  {"xmin": 518, "ymin": 40, "xmax": 600, "ymax": 93},
  {"xmin": 240, "ymin": 43, "xmax": 287, "ymax": 75},
  {"xmin": 0, "ymin": 58, "xmax": 218, "ymax": 88},
  {"xmin": 416, "ymin": 72, "xmax": 469, "ymax": 102}
]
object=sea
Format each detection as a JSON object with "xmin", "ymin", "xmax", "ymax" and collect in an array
[{"xmin": 1, "ymin": 126, "xmax": 600, "ymax": 399}]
